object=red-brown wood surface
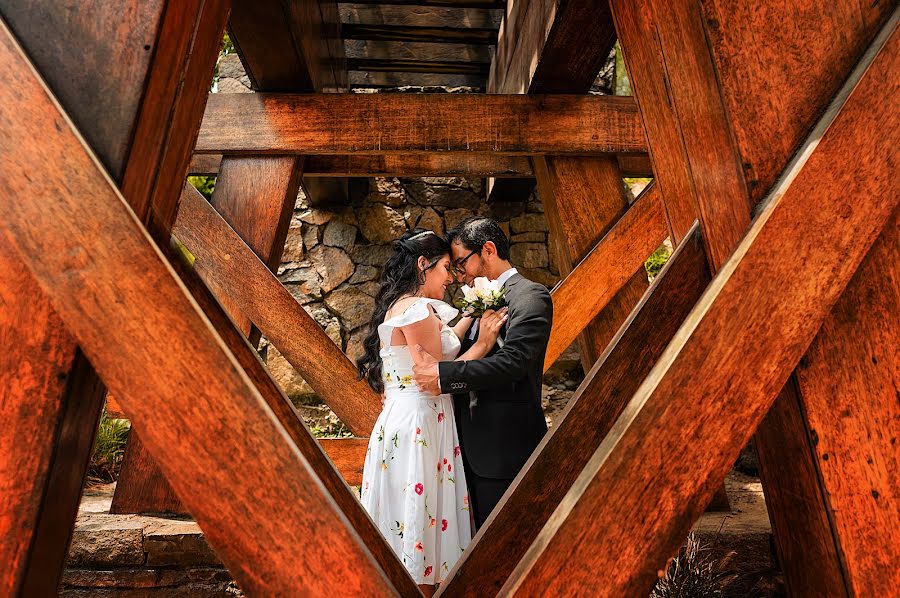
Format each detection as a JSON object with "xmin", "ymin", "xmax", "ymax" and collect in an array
[
  {"xmin": 439, "ymin": 224, "xmax": 709, "ymax": 598},
  {"xmin": 0, "ymin": 22, "xmax": 400, "ymax": 595},
  {"xmin": 196, "ymin": 93, "xmax": 646, "ymax": 155},
  {"xmin": 111, "ymin": 433, "xmax": 185, "ymax": 515},
  {"xmin": 792, "ymin": 208, "xmax": 900, "ymax": 596},
  {"xmin": 0, "ymin": 235, "xmax": 104, "ymax": 597},
  {"xmin": 121, "ymin": 0, "xmax": 230, "ymax": 236},
  {"xmin": 173, "ymin": 184, "xmax": 382, "ymax": 436},
  {"xmin": 500, "ymin": 22, "xmax": 899, "ymax": 594},
  {"xmin": 536, "ymin": 156, "xmax": 649, "ymax": 371},
  {"xmin": 543, "ymin": 183, "xmax": 667, "ymax": 369},
  {"xmin": 612, "ymin": 0, "xmax": 750, "ymax": 267},
  {"xmin": 167, "ymin": 243, "xmax": 419, "ymax": 596}
]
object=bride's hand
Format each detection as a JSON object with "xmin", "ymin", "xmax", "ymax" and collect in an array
[{"xmin": 476, "ymin": 307, "xmax": 509, "ymax": 349}]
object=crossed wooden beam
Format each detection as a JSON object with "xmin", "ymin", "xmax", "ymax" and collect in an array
[{"xmin": 0, "ymin": 3, "xmax": 897, "ymax": 597}]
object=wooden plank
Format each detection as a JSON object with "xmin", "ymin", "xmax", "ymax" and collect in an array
[
  {"xmin": 196, "ymin": 93, "xmax": 646, "ymax": 155},
  {"xmin": 498, "ymin": 21, "xmax": 899, "ymax": 594},
  {"xmin": 348, "ymin": 57, "xmax": 490, "ymax": 74},
  {"xmin": 121, "ymin": 0, "xmax": 231, "ymax": 236},
  {"xmin": 318, "ymin": 438, "xmax": 369, "ymax": 487},
  {"xmin": 113, "ymin": 155, "xmax": 304, "ymax": 515},
  {"xmin": 0, "ymin": 236, "xmax": 105, "ymax": 597},
  {"xmin": 173, "ymin": 184, "xmax": 382, "ymax": 436},
  {"xmin": 348, "ymin": 0, "xmax": 505, "ymax": 8},
  {"xmin": 611, "ymin": 0, "xmax": 750, "ymax": 263},
  {"xmin": 438, "ymin": 223, "xmax": 709, "ymax": 598},
  {"xmin": 489, "ymin": 0, "xmax": 616, "ymax": 94},
  {"xmin": 790, "ymin": 208, "xmax": 900, "ymax": 596},
  {"xmin": 536, "ymin": 155, "xmax": 650, "ymax": 371},
  {"xmin": 228, "ymin": 0, "xmax": 345, "ymax": 92},
  {"xmin": 343, "ymin": 24, "xmax": 498, "ymax": 45},
  {"xmin": 165, "ymin": 237, "xmax": 419, "ymax": 596},
  {"xmin": 0, "ymin": 1, "xmax": 224, "ymax": 590},
  {"xmin": 543, "ymin": 183, "xmax": 667, "ymax": 369},
  {"xmin": 0, "ymin": 20, "xmax": 401, "ymax": 595}
]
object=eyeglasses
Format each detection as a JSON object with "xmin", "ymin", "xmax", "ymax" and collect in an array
[{"xmin": 452, "ymin": 249, "xmax": 479, "ymax": 274}]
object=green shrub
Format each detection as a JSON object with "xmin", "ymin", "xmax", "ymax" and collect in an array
[
  {"xmin": 645, "ymin": 243, "xmax": 672, "ymax": 280},
  {"xmin": 87, "ymin": 411, "xmax": 130, "ymax": 484}
]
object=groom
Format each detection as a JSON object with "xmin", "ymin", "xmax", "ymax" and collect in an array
[{"xmin": 413, "ymin": 216, "xmax": 552, "ymax": 529}]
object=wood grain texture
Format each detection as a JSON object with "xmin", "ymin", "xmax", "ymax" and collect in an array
[
  {"xmin": 166, "ymin": 240, "xmax": 419, "ymax": 596},
  {"xmin": 111, "ymin": 431, "xmax": 186, "ymax": 515},
  {"xmin": 318, "ymin": 438, "xmax": 370, "ymax": 487},
  {"xmin": 700, "ymin": 0, "xmax": 894, "ymax": 208},
  {"xmin": 536, "ymin": 155, "xmax": 649, "ymax": 371},
  {"xmin": 343, "ymin": 24, "xmax": 498, "ymax": 45},
  {"xmin": 499, "ymin": 21, "xmax": 899, "ymax": 594},
  {"xmin": 0, "ymin": 22, "xmax": 399, "ymax": 595},
  {"xmin": 438, "ymin": 224, "xmax": 709, "ymax": 598},
  {"xmin": 229, "ymin": 0, "xmax": 346, "ymax": 92},
  {"xmin": 754, "ymin": 381, "xmax": 849, "ymax": 596},
  {"xmin": 0, "ymin": 0, "xmax": 165, "ymax": 181},
  {"xmin": 792, "ymin": 207, "xmax": 900, "ymax": 596},
  {"xmin": 195, "ymin": 93, "xmax": 646, "ymax": 155},
  {"xmin": 173, "ymin": 184, "xmax": 382, "ymax": 436},
  {"xmin": 347, "ymin": 0, "xmax": 505, "ymax": 8},
  {"xmin": 0, "ymin": 236, "xmax": 104, "ymax": 597},
  {"xmin": 121, "ymin": 0, "xmax": 230, "ymax": 236},
  {"xmin": 611, "ymin": 0, "xmax": 750, "ymax": 266},
  {"xmin": 348, "ymin": 57, "xmax": 490, "ymax": 75},
  {"xmin": 489, "ymin": 0, "xmax": 615, "ymax": 94},
  {"xmin": 543, "ymin": 183, "xmax": 667, "ymax": 369}
]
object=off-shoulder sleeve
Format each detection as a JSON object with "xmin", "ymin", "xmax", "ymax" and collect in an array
[{"xmin": 377, "ymin": 298, "xmax": 458, "ymax": 347}]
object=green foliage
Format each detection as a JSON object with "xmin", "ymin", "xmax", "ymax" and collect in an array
[
  {"xmin": 614, "ymin": 41, "xmax": 632, "ymax": 96},
  {"xmin": 188, "ymin": 175, "xmax": 215, "ymax": 199},
  {"xmin": 645, "ymin": 243, "xmax": 672, "ymax": 280},
  {"xmin": 651, "ymin": 533, "xmax": 739, "ymax": 598},
  {"xmin": 88, "ymin": 411, "xmax": 130, "ymax": 484},
  {"xmin": 309, "ymin": 421, "xmax": 354, "ymax": 439}
]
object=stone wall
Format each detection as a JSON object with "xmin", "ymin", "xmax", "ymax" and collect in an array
[{"xmin": 264, "ymin": 178, "xmax": 559, "ymax": 409}]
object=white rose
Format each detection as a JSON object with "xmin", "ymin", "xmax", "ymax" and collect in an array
[
  {"xmin": 473, "ymin": 276, "xmax": 491, "ymax": 294},
  {"xmin": 462, "ymin": 285, "xmax": 477, "ymax": 302}
]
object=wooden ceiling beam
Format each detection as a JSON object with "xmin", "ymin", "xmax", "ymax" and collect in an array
[
  {"xmin": 497, "ymin": 23, "xmax": 898, "ymax": 593},
  {"xmin": 543, "ymin": 183, "xmax": 667, "ymax": 368},
  {"xmin": 0, "ymin": 20, "xmax": 405, "ymax": 593},
  {"xmin": 196, "ymin": 93, "xmax": 646, "ymax": 155},
  {"xmin": 348, "ymin": 57, "xmax": 490, "ymax": 74},
  {"xmin": 347, "ymin": 0, "xmax": 505, "ymax": 8},
  {"xmin": 173, "ymin": 186, "xmax": 383, "ymax": 437},
  {"xmin": 439, "ymin": 223, "xmax": 708, "ymax": 597},
  {"xmin": 343, "ymin": 23, "xmax": 498, "ymax": 45}
]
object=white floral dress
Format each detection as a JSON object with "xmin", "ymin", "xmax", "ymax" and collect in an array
[{"xmin": 360, "ymin": 298, "xmax": 472, "ymax": 584}]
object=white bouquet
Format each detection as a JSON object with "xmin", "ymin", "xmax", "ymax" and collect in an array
[{"xmin": 455, "ymin": 276, "xmax": 507, "ymax": 318}]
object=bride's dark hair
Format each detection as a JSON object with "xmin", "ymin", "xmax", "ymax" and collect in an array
[{"xmin": 356, "ymin": 228, "xmax": 450, "ymax": 392}]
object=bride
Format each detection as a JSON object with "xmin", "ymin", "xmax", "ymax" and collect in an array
[{"xmin": 356, "ymin": 228, "xmax": 507, "ymax": 595}]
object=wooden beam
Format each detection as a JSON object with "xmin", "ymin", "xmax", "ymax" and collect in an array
[
  {"xmin": 196, "ymin": 93, "xmax": 646, "ymax": 155},
  {"xmin": 318, "ymin": 438, "xmax": 369, "ymax": 487},
  {"xmin": 787, "ymin": 209, "xmax": 899, "ymax": 596},
  {"xmin": 348, "ymin": 0, "xmax": 505, "ymax": 7},
  {"xmin": 438, "ymin": 223, "xmax": 709, "ymax": 598},
  {"xmin": 498, "ymin": 22, "xmax": 898, "ymax": 594},
  {"xmin": 0, "ymin": 20, "xmax": 403, "ymax": 594},
  {"xmin": 489, "ymin": 0, "xmax": 616, "ymax": 94},
  {"xmin": 112, "ymin": 155, "xmax": 304, "ymax": 515},
  {"xmin": 544, "ymin": 183, "xmax": 667, "ymax": 369},
  {"xmin": 173, "ymin": 184, "xmax": 382, "ymax": 436},
  {"xmin": 348, "ymin": 58, "xmax": 490, "ymax": 75},
  {"xmin": 536, "ymin": 156, "xmax": 650, "ymax": 372},
  {"xmin": 0, "ymin": 1, "xmax": 227, "ymax": 592},
  {"xmin": 343, "ymin": 24, "xmax": 498, "ymax": 45}
]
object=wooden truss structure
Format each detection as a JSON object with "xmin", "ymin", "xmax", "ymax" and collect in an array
[{"xmin": 0, "ymin": 1, "xmax": 897, "ymax": 596}]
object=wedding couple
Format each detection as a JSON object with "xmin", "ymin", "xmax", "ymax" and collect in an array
[{"xmin": 356, "ymin": 216, "xmax": 553, "ymax": 594}]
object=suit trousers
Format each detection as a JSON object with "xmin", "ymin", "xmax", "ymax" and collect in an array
[{"xmin": 462, "ymin": 452, "xmax": 514, "ymax": 529}]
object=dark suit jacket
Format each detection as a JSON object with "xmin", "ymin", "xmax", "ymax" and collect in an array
[{"xmin": 439, "ymin": 273, "xmax": 552, "ymax": 479}]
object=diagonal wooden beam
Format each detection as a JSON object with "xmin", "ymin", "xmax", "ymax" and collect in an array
[
  {"xmin": 173, "ymin": 184, "xmax": 382, "ymax": 436},
  {"xmin": 0, "ymin": 1, "xmax": 228, "ymax": 592},
  {"xmin": 499, "ymin": 20, "xmax": 898, "ymax": 594},
  {"xmin": 536, "ymin": 156, "xmax": 650, "ymax": 372},
  {"xmin": 543, "ymin": 182, "xmax": 667, "ymax": 369},
  {"xmin": 438, "ymin": 222, "xmax": 709, "ymax": 597},
  {"xmin": 195, "ymin": 93, "xmax": 646, "ymax": 155},
  {"xmin": 0, "ymin": 19, "xmax": 404, "ymax": 595}
]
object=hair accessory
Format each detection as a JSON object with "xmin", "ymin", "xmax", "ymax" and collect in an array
[{"xmin": 407, "ymin": 231, "xmax": 436, "ymax": 242}]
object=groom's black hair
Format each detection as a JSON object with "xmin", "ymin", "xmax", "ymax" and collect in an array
[{"xmin": 446, "ymin": 216, "xmax": 510, "ymax": 260}]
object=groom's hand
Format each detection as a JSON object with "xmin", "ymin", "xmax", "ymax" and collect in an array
[{"xmin": 412, "ymin": 345, "xmax": 441, "ymax": 395}]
